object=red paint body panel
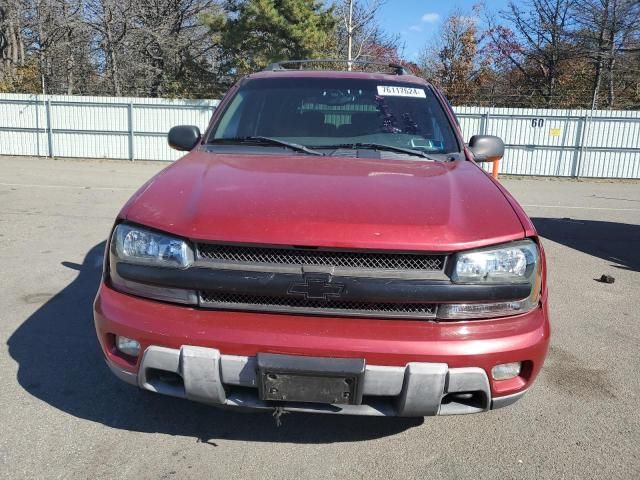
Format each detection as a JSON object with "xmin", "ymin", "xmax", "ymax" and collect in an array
[
  {"xmin": 122, "ymin": 152, "xmax": 525, "ymax": 251},
  {"xmin": 95, "ymin": 283, "xmax": 549, "ymax": 398}
]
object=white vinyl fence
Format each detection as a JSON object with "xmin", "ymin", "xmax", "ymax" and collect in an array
[
  {"xmin": 0, "ymin": 93, "xmax": 218, "ymax": 162},
  {"xmin": 455, "ymin": 107, "xmax": 640, "ymax": 178},
  {"xmin": 1, "ymin": 93, "xmax": 639, "ymax": 178}
]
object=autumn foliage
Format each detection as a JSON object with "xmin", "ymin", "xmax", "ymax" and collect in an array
[{"xmin": 1, "ymin": 0, "xmax": 638, "ymax": 108}]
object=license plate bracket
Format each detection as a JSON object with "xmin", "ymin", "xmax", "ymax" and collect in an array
[{"xmin": 257, "ymin": 353, "xmax": 365, "ymax": 405}]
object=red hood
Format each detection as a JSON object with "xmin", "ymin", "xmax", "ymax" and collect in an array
[{"xmin": 121, "ymin": 152, "xmax": 525, "ymax": 252}]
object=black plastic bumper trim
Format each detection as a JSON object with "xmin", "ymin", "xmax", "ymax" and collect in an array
[{"xmin": 116, "ymin": 263, "xmax": 531, "ymax": 304}]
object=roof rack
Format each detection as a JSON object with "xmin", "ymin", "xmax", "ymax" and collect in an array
[{"xmin": 264, "ymin": 59, "xmax": 409, "ymax": 76}]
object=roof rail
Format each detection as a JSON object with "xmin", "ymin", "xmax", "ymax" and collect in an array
[{"xmin": 264, "ymin": 59, "xmax": 409, "ymax": 76}]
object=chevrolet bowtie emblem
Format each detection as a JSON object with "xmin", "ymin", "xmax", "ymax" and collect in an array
[{"xmin": 287, "ymin": 273, "xmax": 345, "ymax": 301}]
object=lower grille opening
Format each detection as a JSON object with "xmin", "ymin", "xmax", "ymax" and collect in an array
[
  {"xmin": 224, "ymin": 387, "xmax": 400, "ymax": 414},
  {"xmin": 199, "ymin": 291, "xmax": 436, "ymax": 319},
  {"xmin": 145, "ymin": 368, "xmax": 185, "ymax": 397},
  {"xmin": 440, "ymin": 391, "xmax": 488, "ymax": 414}
]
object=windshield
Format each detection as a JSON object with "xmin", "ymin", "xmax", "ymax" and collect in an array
[{"xmin": 208, "ymin": 78, "xmax": 460, "ymax": 155}]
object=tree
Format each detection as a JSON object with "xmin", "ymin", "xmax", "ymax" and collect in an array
[
  {"xmin": 1, "ymin": 0, "xmax": 637, "ymax": 106},
  {"xmin": 127, "ymin": 0, "xmax": 221, "ymax": 97},
  {"xmin": 14, "ymin": 0, "xmax": 94, "ymax": 95},
  {"xmin": 216, "ymin": 0, "xmax": 335, "ymax": 76},
  {"xmin": 84, "ymin": 0, "xmax": 222, "ymax": 97},
  {"xmin": 418, "ymin": 10, "xmax": 488, "ymax": 105},
  {"xmin": 85, "ymin": 0, "xmax": 132, "ymax": 96},
  {"xmin": 573, "ymin": 0, "xmax": 640, "ymax": 108},
  {"xmin": 332, "ymin": 0, "xmax": 398, "ymax": 68},
  {"xmin": 486, "ymin": 0, "xmax": 579, "ymax": 106},
  {"xmin": 0, "ymin": 2, "xmax": 25, "ymax": 74}
]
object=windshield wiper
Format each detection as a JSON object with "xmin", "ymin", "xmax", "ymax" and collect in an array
[
  {"xmin": 313, "ymin": 143, "xmax": 437, "ymax": 160},
  {"xmin": 207, "ymin": 136, "xmax": 323, "ymax": 156}
]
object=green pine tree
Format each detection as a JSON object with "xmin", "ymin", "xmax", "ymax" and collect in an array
[{"xmin": 215, "ymin": 0, "xmax": 335, "ymax": 75}]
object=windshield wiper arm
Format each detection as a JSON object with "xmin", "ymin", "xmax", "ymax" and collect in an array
[
  {"xmin": 208, "ymin": 136, "xmax": 323, "ymax": 156},
  {"xmin": 314, "ymin": 143, "xmax": 436, "ymax": 159}
]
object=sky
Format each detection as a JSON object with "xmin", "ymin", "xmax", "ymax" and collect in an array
[{"xmin": 376, "ymin": 0, "xmax": 510, "ymax": 60}]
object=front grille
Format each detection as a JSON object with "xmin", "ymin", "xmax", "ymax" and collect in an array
[
  {"xmin": 197, "ymin": 244, "xmax": 445, "ymax": 271},
  {"xmin": 199, "ymin": 291, "xmax": 436, "ymax": 319}
]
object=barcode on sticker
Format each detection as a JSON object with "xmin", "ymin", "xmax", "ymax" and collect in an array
[{"xmin": 377, "ymin": 86, "xmax": 426, "ymax": 98}]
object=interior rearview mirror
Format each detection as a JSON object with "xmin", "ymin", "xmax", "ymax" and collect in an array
[
  {"xmin": 468, "ymin": 135, "xmax": 505, "ymax": 162},
  {"xmin": 168, "ymin": 125, "xmax": 201, "ymax": 151}
]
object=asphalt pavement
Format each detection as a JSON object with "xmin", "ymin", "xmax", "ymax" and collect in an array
[{"xmin": 1, "ymin": 156, "xmax": 638, "ymax": 479}]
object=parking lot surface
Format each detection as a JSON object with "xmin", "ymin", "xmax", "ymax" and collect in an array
[{"xmin": 1, "ymin": 156, "xmax": 639, "ymax": 479}]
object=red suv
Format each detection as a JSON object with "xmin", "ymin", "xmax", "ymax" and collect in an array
[{"xmin": 94, "ymin": 61, "xmax": 550, "ymax": 417}]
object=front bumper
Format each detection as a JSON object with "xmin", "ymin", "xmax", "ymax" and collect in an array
[
  {"xmin": 108, "ymin": 344, "xmax": 527, "ymax": 416},
  {"xmin": 95, "ymin": 283, "xmax": 548, "ymax": 416}
]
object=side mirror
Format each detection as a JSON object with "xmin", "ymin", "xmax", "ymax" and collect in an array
[
  {"xmin": 468, "ymin": 135, "xmax": 505, "ymax": 162},
  {"xmin": 168, "ymin": 125, "xmax": 201, "ymax": 151}
]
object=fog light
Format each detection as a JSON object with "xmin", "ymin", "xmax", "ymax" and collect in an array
[
  {"xmin": 116, "ymin": 336, "xmax": 140, "ymax": 357},
  {"xmin": 491, "ymin": 362, "xmax": 522, "ymax": 380}
]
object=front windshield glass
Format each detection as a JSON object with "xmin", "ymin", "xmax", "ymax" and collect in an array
[{"xmin": 208, "ymin": 77, "xmax": 460, "ymax": 155}]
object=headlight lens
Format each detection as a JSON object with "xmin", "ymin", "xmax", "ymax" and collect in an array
[
  {"xmin": 108, "ymin": 224, "xmax": 196, "ymax": 304},
  {"xmin": 451, "ymin": 240, "xmax": 538, "ymax": 284},
  {"xmin": 440, "ymin": 240, "xmax": 542, "ymax": 320},
  {"xmin": 112, "ymin": 224, "xmax": 193, "ymax": 268}
]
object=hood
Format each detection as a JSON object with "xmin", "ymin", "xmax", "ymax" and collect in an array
[{"xmin": 121, "ymin": 152, "xmax": 525, "ymax": 252}]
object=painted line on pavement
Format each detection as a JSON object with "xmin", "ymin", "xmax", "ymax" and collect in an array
[
  {"xmin": 522, "ymin": 204, "xmax": 640, "ymax": 212},
  {"xmin": 0, "ymin": 182, "xmax": 137, "ymax": 191}
]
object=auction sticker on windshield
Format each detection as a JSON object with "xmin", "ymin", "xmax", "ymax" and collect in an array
[{"xmin": 377, "ymin": 86, "xmax": 426, "ymax": 98}]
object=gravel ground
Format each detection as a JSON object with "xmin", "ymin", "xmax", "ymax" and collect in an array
[{"xmin": 0, "ymin": 156, "xmax": 638, "ymax": 479}]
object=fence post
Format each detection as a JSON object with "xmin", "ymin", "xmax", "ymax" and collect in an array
[
  {"xmin": 128, "ymin": 102, "xmax": 135, "ymax": 161},
  {"xmin": 34, "ymin": 96, "xmax": 41, "ymax": 157},
  {"xmin": 573, "ymin": 114, "xmax": 590, "ymax": 178},
  {"xmin": 45, "ymin": 98, "xmax": 54, "ymax": 158}
]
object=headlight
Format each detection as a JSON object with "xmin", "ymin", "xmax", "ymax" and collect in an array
[
  {"xmin": 108, "ymin": 224, "xmax": 196, "ymax": 304},
  {"xmin": 112, "ymin": 224, "xmax": 193, "ymax": 268},
  {"xmin": 439, "ymin": 240, "xmax": 542, "ymax": 320},
  {"xmin": 451, "ymin": 240, "xmax": 538, "ymax": 284}
]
